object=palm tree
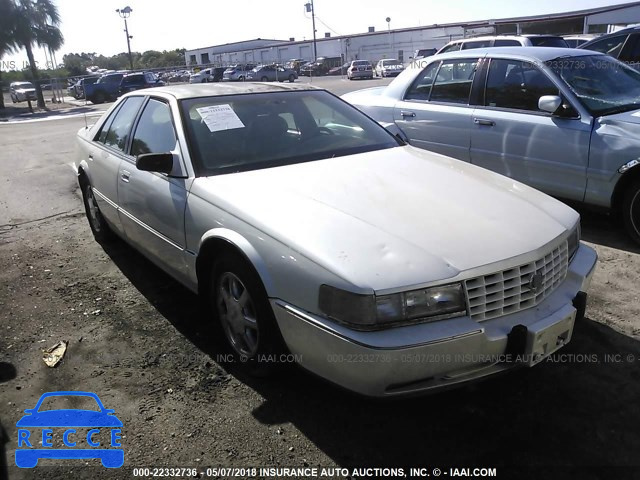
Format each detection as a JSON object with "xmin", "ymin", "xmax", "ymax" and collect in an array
[
  {"xmin": 10, "ymin": 0, "xmax": 64, "ymax": 108},
  {"xmin": 0, "ymin": 0, "xmax": 16, "ymax": 109}
]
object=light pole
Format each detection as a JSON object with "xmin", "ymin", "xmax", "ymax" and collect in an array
[
  {"xmin": 116, "ymin": 6, "xmax": 134, "ymax": 70},
  {"xmin": 386, "ymin": 16, "xmax": 394, "ymax": 57},
  {"xmin": 304, "ymin": 0, "xmax": 318, "ymax": 60}
]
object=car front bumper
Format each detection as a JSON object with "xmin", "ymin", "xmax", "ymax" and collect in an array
[{"xmin": 271, "ymin": 243, "xmax": 597, "ymax": 397}]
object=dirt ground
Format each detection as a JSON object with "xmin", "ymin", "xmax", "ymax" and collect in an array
[{"xmin": 1, "ymin": 111, "xmax": 639, "ymax": 480}]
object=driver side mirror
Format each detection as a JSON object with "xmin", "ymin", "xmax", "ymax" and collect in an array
[
  {"xmin": 136, "ymin": 153, "xmax": 173, "ymax": 175},
  {"xmin": 538, "ymin": 95, "xmax": 562, "ymax": 114}
]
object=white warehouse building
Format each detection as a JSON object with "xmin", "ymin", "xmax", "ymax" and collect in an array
[{"xmin": 184, "ymin": 1, "xmax": 640, "ymax": 66}]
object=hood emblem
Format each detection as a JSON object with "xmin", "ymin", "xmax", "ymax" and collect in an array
[{"xmin": 529, "ymin": 272, "xmax": 544, "ymax": 293}]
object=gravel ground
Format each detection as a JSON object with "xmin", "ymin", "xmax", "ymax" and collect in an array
[{"xmin": 1, "ymin": 98, "xmax": 639, "ymax": 480}]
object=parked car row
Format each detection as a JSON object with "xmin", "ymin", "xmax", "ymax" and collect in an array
[{"xmin": 83, "ymin": 71, "xmax": 164, "ymax": 104}]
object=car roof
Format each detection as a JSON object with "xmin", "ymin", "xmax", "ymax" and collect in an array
[
  {"xmin": 128, "ymin": 82, "xmax": 319, "ymax": 100},
  {"xmin": 432, "ymin": 46, "xmax": 605, "ymax": 62}
]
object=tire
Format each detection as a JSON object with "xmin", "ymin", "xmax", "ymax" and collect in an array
[
  {"xmin": 210, "ymin": 252, "xmax": 285, "ymax": 374},
  {"xmin": 92, "ymin": 91, "xmax": 105, "ymax": 104},
  {"xmin": 261, "ymin": 76, "xmax": 269, "ymax": 82},
  {"xmin": 622, "ymin": 181, "xmax": 640, "ymax": 244},
  {"xmin": 288, "ymin": 74, "xmax": 295, "ymax": 83},
  {"xmin": 238, "ymin": 76, "xmax": 245, "ymax": 81},
  {"xmin": 81, "ymin": 179, "xmax": 114, "ymax": 243}
]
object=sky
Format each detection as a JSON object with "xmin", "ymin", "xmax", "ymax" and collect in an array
[{"xmin": 3, "ymin": 0, "xmax": 639, "ymax": 69}]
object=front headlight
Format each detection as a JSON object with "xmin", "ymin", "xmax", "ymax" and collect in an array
[
  {"xmin": 319, "ymin": 283, "xmax": 467, "ymax": 330},
  {"xmin": 567, "ymin": 222, "xmax": 581, "ymax": 261}
]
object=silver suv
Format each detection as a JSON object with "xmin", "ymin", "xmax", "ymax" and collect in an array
[
  {"xmin": 222, "ymin": 64, "xmax": 256, "ymax": 81},
  {"xmin": 437, "ymin": 35, "xmax": 568, "ymax": 54}
]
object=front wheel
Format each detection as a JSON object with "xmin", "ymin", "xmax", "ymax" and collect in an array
[
  {"xmin": 210, "ymin": 253, "xmax": 285, "ymax": 373},
  {"xmin": 623, "ymin": 181, "xmax": 640, "ymax": 244},
  {"xmin": 261, "ymin": 76, "xmax": 269, "ymax": 82},
  {"xmin": 81, "ymin": 179, "xmax": 114, "ymax": 243}
]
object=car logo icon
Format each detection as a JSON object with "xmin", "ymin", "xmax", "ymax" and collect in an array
[{"xmin": 15, "ymin": 391, "xmax": 123, "ymax": 468}]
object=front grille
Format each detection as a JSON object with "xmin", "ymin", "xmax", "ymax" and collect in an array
[{"xmin": 464, "ymin": 241, "xmax": 569, "ymax": 321}]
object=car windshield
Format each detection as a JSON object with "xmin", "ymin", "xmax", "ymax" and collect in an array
[
  {"xmin": 549, "ymin": 54, "xmax": 640, "ymax": 116},
  {"xmin": 181, "ymin": 90, "xmax": 401, "ymax": 176},
  {"xmin": 382, "ymin": 60, "xmax": 399, "ymax": 66},
  {"xmin": 353, "ymin": 61, "xmax": 369, "ymax": 66},
  {"xmin": 15, "ymin": 82, "xmax": 34, "ymax": 88}
]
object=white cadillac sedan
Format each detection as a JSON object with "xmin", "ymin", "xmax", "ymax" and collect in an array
[{"xmin": 76, "ymin": 83, "xmax": 597, "ymax": 397}]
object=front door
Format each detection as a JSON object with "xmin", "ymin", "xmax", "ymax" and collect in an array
[
  {"xmin": 117, "ymin": 98, "xmax": 190, "ymax": 281},
  {"xmin": 470, "ymin": 58, "xmax": 589, "ymax": 202}
]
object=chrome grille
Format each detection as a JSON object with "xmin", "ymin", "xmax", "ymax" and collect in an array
[{"xmin": 465, "ymin": 241, "xmax": 569, "ymax": 321}]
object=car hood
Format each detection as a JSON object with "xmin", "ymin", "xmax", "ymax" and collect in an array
[
  {"xmin": 596, "ymin": 109, "xmax": 640, "ymax": 132},
  {"xmin": 16, "ymin": 88, "xmax": 36, "ymax": 93},
  {"xmin": 192, "ymin": 146, "xmax": 577, "ymax": 290},
  {"xmin": 16, "ymin": 410, "xmax": 123, "ymax": 427}
]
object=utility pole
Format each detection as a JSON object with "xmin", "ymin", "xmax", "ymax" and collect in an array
[
  {"xmin": 116, "ymin": 6, "xmax": 134, "ymax": 70},
  {"xmin": 305, "ymin": 0, "xmax": 318, "ymax": 60}
]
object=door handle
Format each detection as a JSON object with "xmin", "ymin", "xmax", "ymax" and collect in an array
[
  {"xmin": 120, "ymin": 170, "xmax": 130, "ymax": 183},
  {"xmin": 400, "ymin": 110, "xmax": 416, "ymax": 118},
  {"xmin": 474, "ymin": 118, "xmax": 495, "ymax": 126}
]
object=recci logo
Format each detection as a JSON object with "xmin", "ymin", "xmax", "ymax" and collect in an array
[{"xmin": 15, "ymin": 391, "xmax": 124, "ymax": 468}]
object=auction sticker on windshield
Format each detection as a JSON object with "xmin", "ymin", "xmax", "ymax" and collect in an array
[{"xmin": 196, "ymin": 104, "xmax": 245, "ymax": 132}]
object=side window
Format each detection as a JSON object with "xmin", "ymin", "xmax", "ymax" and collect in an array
[
  {"xmin": 439, "ymin": 43, "xmax": 462, "ymax": 54},
  {"xmin": 622, "ymin": 34, "xmax": 640, "ymax": 62},
  {"xmin": 131, "ymin": 99, "xmax": 177, "ymax": 156},
  {"xmin": 102, "ymin": 96, "xmax": 145, "ymax": 152},
  {"xmin": 430, "ymin": 59, "xmax": 478, "ymax": 104},
  {"xmin": 96, "ymin": 105, "xmax": 121, "ymax": 144},
  {"xmin": 584, "ymin": 34, "xmax": 627, "ymax": 58},
  {"xmin": 461, "ymin": 40, "xmax": 492, "ymax": 50},
  {"xmin": 404, "ymin": 62, "xmax": 440, "ymax": 100},
  {"xmin": 485, "ymin": 59, "xmax": 559, "ymax": 112},
  {"xmin": 494, "ymin": 39, "xmax": 521, "ymax": 47}
]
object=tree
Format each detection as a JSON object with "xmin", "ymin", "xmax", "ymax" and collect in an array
[
  {"xmin": 10, "ymin": 0, "xmax": 64, "ymax": 108},
  {"xmin": 0, "ymin": 0, "xmax": 15, "ymax": 109}
]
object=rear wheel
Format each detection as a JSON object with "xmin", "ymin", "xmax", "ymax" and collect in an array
[
  {"xmin": 622, "ymin": 181, "xmax": 640, "ymax": 244},
  {"xmin": 288, "ymin": 74, "xmax": 295, "ymax": 83},
  {"xmin": 261, "ymin": 76, "xmax": 269, "ymax": 82},
  {"xmin": 81, "ymin": 179, "xmax": 114, "ymax": 243},
  {"xmin": 210, "ymin": 252, "xmax": 285, "ymax": 374}
]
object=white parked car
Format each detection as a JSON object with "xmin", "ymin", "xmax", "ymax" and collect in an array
[
  {"xmin": 375, "ymin": 59, "xmax": 405, "ymax": 77},
  {"xmin": 10, "ymin": 81, "xmax": 37, "ymax": 103},
  {"xmin": 75, "ymin": 83, "xmax": 596, "ymax": 397}
]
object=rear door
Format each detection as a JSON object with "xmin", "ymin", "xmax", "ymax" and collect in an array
[
  {"xmin": 89, "ymin": 96, "xmax": 145, "ymax": 232},
  {"xmin": 393, "ymin": 57, "xmax": 480, "ymax": 161},
  {"xmin": 117, "ymin": 97, "xmax": 191, "ymax": 280},
  {"xmin": 469, "ymin": 57, "xmax": 589, "ymax": 201}
]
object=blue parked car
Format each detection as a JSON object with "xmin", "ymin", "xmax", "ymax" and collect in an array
[{"xmin": 16, "ymin": 391, "xmax": 123, "ymax": 468}]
